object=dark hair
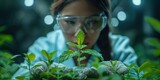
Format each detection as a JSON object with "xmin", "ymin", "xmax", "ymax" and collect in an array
[{"xmin": 51, "ymin": 0, "xmax": 112, "ymax": 61}]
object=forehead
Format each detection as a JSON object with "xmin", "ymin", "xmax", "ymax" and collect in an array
[{"xmin": 61, "ymin": 0, "xmax": 100, "ymax": 16}]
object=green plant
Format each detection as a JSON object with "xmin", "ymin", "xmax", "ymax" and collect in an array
[
  {"xmin": 0, "ymin": 26, "xmax": 19, "ymax": 80},
  {"xmin": 126, "ymin": 17, "xmax": 160, "ymax": 80},
  {"xmin": 14, "ymin": 27, "xmax": 160, "ymax": 80},
  {"xmin": 14, "ymin": 29, "xmax": 128, "ymax": 80},
  {"xmin": 0, "ymin": 51, "xmax": 19, "ymax": 80},
  {"xmin": 145, "ymin": 17, "xmax": 160, "ymax": 57},
  {"xmin": 59, "ymin": 29, "xmax": 104, "ymax": 67},
  {"xmin": 0, "ymin": 26, "xmax": 13, "ymax": 46},
  {"xmin": 15, "ymin": 53, "xmax": 36, "ymax": 80},
  {"xmin": 124, "ymin": 61, "xmax": 160, "ymax": 80}
]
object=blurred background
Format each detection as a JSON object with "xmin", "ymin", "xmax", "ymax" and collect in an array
[{"xmin": 0, "ymin": 0, "xmax": 160, "ymax": 65}]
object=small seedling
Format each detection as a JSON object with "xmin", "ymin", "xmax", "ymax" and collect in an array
[{"xmin": 59, "ymin": 29, "xmax": 104, "ymax": 67}]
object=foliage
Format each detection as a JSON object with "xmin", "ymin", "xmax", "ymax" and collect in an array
[
  {"xmin": 145, "ymin": 17, "xmax": 160, "ymax": 33},
  {"xmin": 59, "ymin": 29, "xmax": 104, "ymax": 67},
  {"xmin": 145, "ymin": 17, "xmax": 160, "ymax": 60},
  {"xmin": 1, "ymin": 26, "xmax": 160, "ymax": 80},
  {"xmin": 131, "ymin": 17, "xmax": 160, "ymax": 80},
  {"xmin": 124, "ymin": 61, "xmax": 160, "ymax": 80},
  {"xmin": 134, "ymin": 17, "xmax": 160, "ymax": 65},
  {"xmin": 0, "ymin": 51, "xmax": 19, "ymax": 80},
  {"xmin": 14, "ymin": 29, "xmax": 160, "ymax": 80},
  {"xmin": 0, "ymin": 26, "xmax": 13, "ymax": 46},
  {"xmin": 0, "ymin": 26, "xmax": 19, "ymax": 80}
]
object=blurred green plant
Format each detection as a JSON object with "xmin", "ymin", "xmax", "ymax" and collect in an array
[
  {"xmin": 133, "ymin": 17, "xmax": 160, "ymax": 65},
  {"xmin": 0, "ymin": 26, "xmax": 19, "ymax": 79},
  {"xmin": 1, "ymin": 25, "xmax": 160, "ymax": 80},
  {"xmin": 15, "ymin": 29, "xmax": 127, "ymax": 80},
  {"xmin": 15, "ymin": 53, "xmax": 36, "ymax": 80},
  {"xmin": 0, "ymin": 51, "xmax": 19, "ymax": 79},
  {"xmin": 145, "ymin": 17, "xmax": 160, "ymax": 33},
  {"xmin": 145, "ymin": 17, "xmax": 160, "ymax": 60},
  {"xmin": 15, "ymin": 29, "xmax": 160, "ymax": 80},
  {"xmin": 0, "ymin": 26, "xmax": 13, "ymax": 46},
  {"xmin": 124, "ymin": 61, "xmax": 160, "ymax": 80},
  {"xmin": 126, "ymin": 17, "xmax": 160, "ymax": 80}
]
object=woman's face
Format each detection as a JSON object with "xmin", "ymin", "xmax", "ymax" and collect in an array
[{"xmin": 60, "ymin": 0, "xmax": 102, "ymax": 50}]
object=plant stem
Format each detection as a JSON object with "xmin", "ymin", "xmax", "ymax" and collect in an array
[
  {"xmin": 137, "ymin": 69, "xmax": 140, "ymax": 80},
  {"xmin": 57, "ymin": 70, "xmax": 60, "ymax": 80},
  {"xmin": 57, "ymin": 58, "xmax": 60, "ymax": 80},
  {"xmin": 77, "ymin": 49, "xmax": 81, "ymax": 67}
]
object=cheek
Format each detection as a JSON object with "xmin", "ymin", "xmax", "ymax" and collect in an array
[
  {"xmin": 86, "ymin": 32, "xmax": 100, "ymax": 47},
  {"xmin": 90, "ymin": 33, "xmax": 100, "ymax": 42}
]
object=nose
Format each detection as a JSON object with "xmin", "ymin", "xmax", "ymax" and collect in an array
[{"xmin": 77, "ymin": 23, "xmax": 87, "ymax": 34}]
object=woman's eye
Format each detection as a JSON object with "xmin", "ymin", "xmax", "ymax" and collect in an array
[
  {"xmin": 86, "ymin": 20, "xmax": 99, "ymax": 26},
  {"xmin": 65, "ymin": 20, "xmax": 76, "ymax": 25}
]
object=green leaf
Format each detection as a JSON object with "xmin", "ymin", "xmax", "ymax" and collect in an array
[
  {"xmin": 24, "ymin": 53, "xmax": 35, "ymax": 63},
  {"xmin": 145, "ymin": 17, "xmax": 160, "ymax": 33},
  {"xmin": 153, "ymin": 49, "xmax": 160, "ymax": 56},
  {"xmin": 28, "ymin": 53, "xmax": 36, "ymax": 62},
  {"xmin": 40, "ymin": 72, "xmax": 56, "ymax": 79},
  {"xmin": 142, "ymin": 72, "xmax": 153, "ymax": 78},
  {"xmin": 3, "ymin": 52, "xmax": 12, "ymax": 59},
  {"xmin": 59, "ymin": 50, "xmax": 74, "ymax": 62},
  {"xmin": 112, "ymin": 61, "xmax": 118, "ymax": 67},
  {"xmin": 41, "ymin": 50, "xmax": 49, "ymax": 60},
  {"xmin": 133, "ymin": 67, "xmax": 139, "ymax": 75},
  {"xmin": 92, "ymin": 63, "xmax": 99, "ymax": 68},
  {"xmin": 93, "ymin": 57, "xmax": 100, "ymax": 62},
  {"xmin": 139, "ymin": 61, "xmax": 153, "ymax": 72},
  {"xmin": 59, "ymin": 50, "xmax": 79, "ymax": 63},
  {"xmin": 143, "ymin": 69, "xmax": 160, "ymax": 78},
  {"xmin": 15, "ymin": 76, "xmax": 25, "ymax": 80},
  {"xmin": 77, "ymin": 44, "xmax": 87, "ymax": 49},
  {"xmin": 77, "ymin": 56, "xmax": 86, "ymax": 62},
  {"xmin": 41, "ymin": 50, "xmax": 56, "ymax": 64},
  {"xmin": 32, "ymin": 63, "xmax": 42, "ymax": 69},
  {"xmin": 63, "ymin": 72, "xmax": 75, "ymax": 79},
  {"xmin": 75, "ymin": 29, "xmax": 85, "ymax": 45},
  {"xmin": 109, "ymin": 60, "xmax": 115, "ymax": 69},
  {"xmin": 0, "ymin": 34, "xmax": 13, "ymax": 46},
  {"xmin": 124, "ymin": 77, "xmax": 136, "ymax": 80},
  {"xmin": 50, "ymin": 67, "xmax": 57, "ymax": 72},
  {"xmin": 11, "ymin": 55, "xmax": 20, "ymax": 59},
  {"xmin": 145, "ymin": 38, "xmax": 160, "ymax": 48},
  {"xmin": 67, "ymin": 42, "xmax": 77, "ymax": 47},
  {"xmin": 91, "ymin": 57, "xmax": 101, "ymax": 68},
  {"xmin": 128, "ymin": 63, "xmax": 137, "ymax": 69},
  {"xmin": 81, "ymin": 49, "xmax": 104, "ymax": 61},
  {"xmin": 49, "ymin": 50, "xmax": 56, "ymax": 61}
]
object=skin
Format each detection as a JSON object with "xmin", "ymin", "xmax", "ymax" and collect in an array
[
  {"xmin": 61, "ymin": 0, "xmax": 101, "ymax": 50},
  {"xmin": 60, "ymin": 0, "xmax": 103, "ymax": 65}
]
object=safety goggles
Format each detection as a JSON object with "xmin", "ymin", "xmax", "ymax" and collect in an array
[{"xmin": 56, "ymin": 12, "xmax": 107, "ymax": 34}]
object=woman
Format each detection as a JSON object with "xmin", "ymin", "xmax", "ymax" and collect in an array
[{"xmin": 13, "ymin": 0, "xmax": 137, "ymax": 78}]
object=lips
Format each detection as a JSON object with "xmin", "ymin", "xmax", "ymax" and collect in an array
[{"xmin": 84, "ymin": 42, "xmax": 89, "ymax": 45}]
